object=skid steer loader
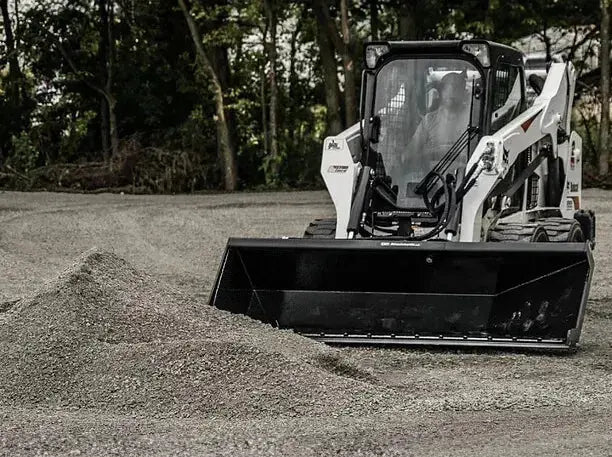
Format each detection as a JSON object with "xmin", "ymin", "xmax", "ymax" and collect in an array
[{"xmin": 210, "ymin": 40, "xmax": 596, "ymax": 350}]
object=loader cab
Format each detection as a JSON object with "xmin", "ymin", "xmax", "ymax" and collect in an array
[{"xmin": 360, "ymin": 40, "xmax": 526, "ymax": 212}]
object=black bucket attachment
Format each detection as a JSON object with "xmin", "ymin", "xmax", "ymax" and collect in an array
[{"xmin": 210, "ymin": 238, "xmax": 593, "ymax": 350}]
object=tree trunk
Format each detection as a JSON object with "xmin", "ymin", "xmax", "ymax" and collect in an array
[
  {"xmin": 542, "ymin": 22, "xmax": 552, "ymax": 63},
  {"xmin": 178, "ymin": 0, "xmax": 238, "ymax": 190},
  {"xmin": 288, "ymin": 9, "xmax": 303, "ymax": 146},
  {"xmin": 260, "ymin": 65, "xmax": 268, "ymax": 156},
  {"xmin": 13, "ymin": 0, "xmax": 19, "ymax": 44},
  {"xmin": 97, "ymin": 0, "xmax": 119, "ymax": 159},
  {"xmin": 600, "ymin": 0, "xmax": 610, "ymax": 176},
  {"xmin": 100, "ymin": 98, "xmax": 110, "ymax": 162},
  {"xmin": 369, "ymin": 0, "xmax": 378, "ymax": 40},
  {"xmin": 1, "ymin": 0, "xmax": 22, "ymax": 95},
  {"xmin": 263, "ymin": 0, "xmax": 280, "ymax": 182},
  {"xmin": 97, "ymin": 0, "xmax": 113, "ymax": 160},
  {"xmin": 398, "ymin": 2, "xmax": 417, "ymax": 40},
  {"xmin": 260, "ymin": 24, "xmax": 269, "ymax": 159},
  {"xmin": 313, "ymin": 0, "xmax": 347, "ymax": 133},
  {"xmin": 578, "ymin": 107, "xmax": 598, "ymax": 165},
  {"xmin": 53, "ymin": 13, "xmax": 120, "ymax": 161},
  {"xmin": 314, "ymin": 0, "xmax": 357, "ymax": 127},
  {"xmin": 107, "ymin": 95, "xmax": 120, "ymax": 162},
  {"xmin": 340, "ymin": 0, "xmax": 357, "ymax": 126},
  {"xmin": 315, "ymin": 17, "xmax": 343, "ymax": 135},
  {"xmin": 107, "ymin": 1, "xmax": 120, "ymax": 159},
  {"xmin": 211, "ymin": 45, "xmax": 239, "ymax": 171}
]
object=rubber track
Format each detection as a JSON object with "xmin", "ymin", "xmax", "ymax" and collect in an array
[
  {"xmin": 488, "ymin": 222, "xmax": 546, "ymax": 242},
  {"xmin": 304, "ymin": 218, "xmax": 336, "ymax": 238}
]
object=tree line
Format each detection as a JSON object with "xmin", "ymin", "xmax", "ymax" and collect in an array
[{"xmin": 0, "ymin": 0, "xmax": 609, "ymax": 192}]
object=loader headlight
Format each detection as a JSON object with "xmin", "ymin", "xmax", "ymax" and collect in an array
[
  {"xmin": 462, "ymin": 42, "xmax": 490, "ymax": 67},
  {"xmin": 365, "ymin": 44, "xmax": 390, "ymax": 69}
]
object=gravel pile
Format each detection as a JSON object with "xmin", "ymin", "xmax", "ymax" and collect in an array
[{"xmin": 0, "ymin": 249, "xmax": 390, "ymax": 419}]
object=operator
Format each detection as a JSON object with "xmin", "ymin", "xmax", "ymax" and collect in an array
[{"xmin": 406, "ymin": 71, "xmax": 470, "ymax": 168}]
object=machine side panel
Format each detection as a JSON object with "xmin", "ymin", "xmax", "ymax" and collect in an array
[{"xmin": 321, "ymin": 123, "xmax": 362, "ymax": 239}]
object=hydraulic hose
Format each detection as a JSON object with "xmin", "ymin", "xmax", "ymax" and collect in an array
[{"xmin": 410, "ymin": 172, "xmax": 456, "ymax": 241}]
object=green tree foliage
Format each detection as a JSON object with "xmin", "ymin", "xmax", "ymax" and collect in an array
[{"xmin": 0, "ymin": 0, "xmax": 608, "ymax": 191}]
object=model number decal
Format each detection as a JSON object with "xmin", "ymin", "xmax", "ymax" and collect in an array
[
  {"xmin": 380, "ymin": 242, "xmax": 421, "ymax": 247},
  {"xmin": 327, "ymin": 165, "xmax": 349, "ymax": 173}
]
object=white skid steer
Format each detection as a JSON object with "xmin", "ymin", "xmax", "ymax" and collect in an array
[{"xmin": 211, "ymin": 40, "xmax": 596, "ymax": 350}]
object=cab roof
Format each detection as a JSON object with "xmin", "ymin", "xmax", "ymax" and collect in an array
[{"xmin": 371, "ymin": 40, "xmax": 524, "ymax": 67}]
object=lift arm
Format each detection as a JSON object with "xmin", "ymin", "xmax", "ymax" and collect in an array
[{"xmin": 459, "ymin": 62, "xmax": 577, "ymax": 242}]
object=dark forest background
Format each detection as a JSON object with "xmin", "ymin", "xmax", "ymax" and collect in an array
[{"xmin": 0, "ymin": 0, "xmax": 609, "ymax": 192}]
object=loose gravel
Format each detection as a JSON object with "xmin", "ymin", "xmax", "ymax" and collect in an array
[{"xmin": 0, "ymin": 189, "xmax": 610, "ymax": 456}]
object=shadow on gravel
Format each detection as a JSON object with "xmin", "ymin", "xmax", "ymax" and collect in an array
[
  {"xmin": 196, "ymin": 201, "xmax": 329, "ymax": 210},
  {"xmin": 586, "ymin": 299, "xmax": 612, "ymax": 320},
  {"xmin": 314, "ymin": 353, "xmax": 377, "ymax": 383},
  {"xmin": 0, "ymin": 300, "xmax": 18, "ymax": 313},
  {"xmin": 338, "ymin": 343, "xmax": 580, "ymax": 358}
]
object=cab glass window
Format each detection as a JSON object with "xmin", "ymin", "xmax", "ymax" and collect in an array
[{"xmin": 491, "ymin": 64, "xmax": 522, "ymax": 133}]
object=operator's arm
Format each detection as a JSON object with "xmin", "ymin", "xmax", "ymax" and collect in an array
[{"xmin": 404, "ymin": 115, "xmax": 428, "ymax": 165}]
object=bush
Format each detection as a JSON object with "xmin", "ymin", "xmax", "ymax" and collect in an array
[{"xmin": 8, "ymin": 131, "xmax": 39, "ymax": 173}]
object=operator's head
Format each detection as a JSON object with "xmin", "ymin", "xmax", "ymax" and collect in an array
[{"xmin": 439, "ymin": 72, "xmax": 467, "ymax": 109}]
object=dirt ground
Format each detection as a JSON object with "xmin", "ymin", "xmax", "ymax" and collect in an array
[{"xmin": 0, "ymin": 188, "xmax": 610, "ymax": 456}]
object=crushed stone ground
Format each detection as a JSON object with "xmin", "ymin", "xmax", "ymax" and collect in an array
[
  {"xmin": 0, "ymin": 249, "xmax": 389, "ymax": 420},
  {"xmin": 0, "ymin": 189, "xmax": 611, "ymax": 456}
]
